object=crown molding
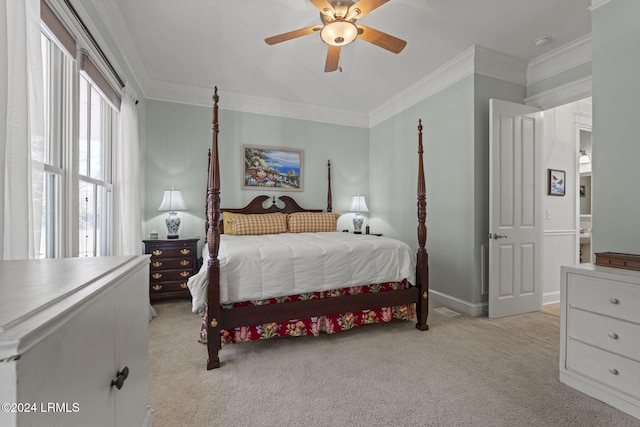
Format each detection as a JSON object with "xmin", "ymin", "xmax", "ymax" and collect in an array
[
  {"xmin": 221, "ymin": 92, "xmax": 370, "ymax": 128},
  {"xmin": 369, "ymin": 45, "xmax": 527, "ymax": 127},
  {"xmin": 589, "ymin": 0, "xmax": 613, "ymax": 11},
  {"xmin": 146, "ymin": 80, "xmax": 370, "ymax": 128},
  {"xmin": 527, "ymin": 34, "xmax": 592, "ymax": 84},
  {"xmin": 369, "ymin": 46, "xmax": 475, "ymax": 127},
  {"xmin": 474, "ymin": 45, "xmax": 528, "ymax": 85},
  {"xmin": 525, "ymin": 75, "xmax": 592, "ymax": 110}
]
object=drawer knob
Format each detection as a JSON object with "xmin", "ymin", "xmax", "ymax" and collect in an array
[
  {"xmin": 180, "ymin": 271, "xmax": 191, "ymax": 278},
  {"xmin": 180, "ymin": 248, "xmax": 191, "ymax": 255},
  {"xmin": 152, "ymin": 261, "xmax": 163, "ymax": 268},
  {"xmin": 152, "ymin": 273, "xmax": 163, "ymax": 280},
  {"xmin": 608, "ymin": 368, "xmax": 619, "ymax": 375},
  {"xmin": 609, "ymin": 297, "xmax": 619, "ymax": 305},
  {"xmin": 180, "ymin": 282, "xmax": 188, "ymax": 289},
  {"xmin": 608, "ymin": 332, "xmax": 619, "ymax": 340},
  {"xmin": 111, "ymin": 366, "xmax": 130, "ymax": 390},
  {"xmin": 152, "ymin": 249, "xmax": 162, "ymax": 256},
  {"xmin": 152, "ymin": 284, "xmax": 163, "ymax": 291},
  {"xmin": 180, "ymin": 260, "xmax": 190, "ymax": 266}
]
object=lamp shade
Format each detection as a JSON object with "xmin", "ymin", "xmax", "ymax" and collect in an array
[
  {"xmin": 349, "ymin": 195, "xmax": 369, "ymax": 213},
  {"xmin": 158, "ymin": 189, "xmax": 188, "ymax": 211}
]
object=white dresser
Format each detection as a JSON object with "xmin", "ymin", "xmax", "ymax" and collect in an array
[
  {"xmin": 560, "ymin": 264, "xmax": 640, "ymax": 419},
  {"xmin": 0, "ymin": 256, "xmax": 152, "ymax": 427}
]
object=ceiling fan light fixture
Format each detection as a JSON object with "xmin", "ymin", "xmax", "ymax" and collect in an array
[{"xmin": 320, "ymin": 20, "xmax": 358, "ymax": 46}]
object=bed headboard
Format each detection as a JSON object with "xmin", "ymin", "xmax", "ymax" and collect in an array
[{"xmin": 205, "ymin": 146, "xmax": 332, "ymax": 234}]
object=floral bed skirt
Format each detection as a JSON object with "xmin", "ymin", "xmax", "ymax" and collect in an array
[{"xmin": 199, "ymin": 280, "xmax": 415, "ymax": 345}]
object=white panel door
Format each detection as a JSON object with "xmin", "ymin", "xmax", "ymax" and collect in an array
[{"xmin": 489, "ymin": 99, "xmax": 543, "ymax": 318}]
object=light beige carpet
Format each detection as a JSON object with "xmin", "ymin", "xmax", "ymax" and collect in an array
[{"xmin": 148, "ymin": 301, "xmax": 639, "ymax": 427}]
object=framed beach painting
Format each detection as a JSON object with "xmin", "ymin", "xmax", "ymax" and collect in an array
[
  {"xmin": 243, "ymin": 145, "xmax": 303, "ymax": 191},
  {"xmin": 548, "ymin": 168, "xmax": 566, "ymax": 196}
]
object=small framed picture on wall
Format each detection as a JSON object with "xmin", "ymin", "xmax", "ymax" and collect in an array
[{"xmin": 548, "ymin": 169, "xmax": 566, "ymax": 196}]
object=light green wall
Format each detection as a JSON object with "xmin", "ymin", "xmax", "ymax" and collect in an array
[
  {"xmin": 370, "ymin": 76, "xmax": 476, "ymax": 303},
  {"xmin": 591, "ymin": 0, "xmax": 640, "ymax": 253},
  {"xmin": 143, "ymin": 101, "xmax": 369, "ymax": 252},
  {"xmin": 368, "ymin": 74, "xmax": 525, "ymax": 306}
]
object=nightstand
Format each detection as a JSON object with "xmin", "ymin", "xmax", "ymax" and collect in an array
[{"xmin": 143, "ymin": 238, "xmax": 199, "ymax": 301}]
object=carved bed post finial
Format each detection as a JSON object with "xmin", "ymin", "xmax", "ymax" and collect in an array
[
  {"xmin": 327, "ymin": 160, "xmax": 333, "ymax": 212},
  {"xmin": 207, "ymin": 87, "xmax": 222, "ymax": 369},
  {"xmin": 416, "ymin": 119, "xmax": 429, "ymax": 331},
  {"xmin": 417, "ymin": 119, "xmax": 426, "ymax": 252}
]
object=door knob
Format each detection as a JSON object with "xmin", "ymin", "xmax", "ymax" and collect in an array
[{"xmin": 489, "ymin": 233, "xmax": 508, "ymax": 239}]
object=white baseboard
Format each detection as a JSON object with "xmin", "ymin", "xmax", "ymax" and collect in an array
[
  {"xmin": 429, "ymin": 290, "xmax": 487, "ymax": 317},
  {"xmin": 430, "ymin": 289, "xmax": 557, "ymax": 316},
  {"xmin": 543, "ymin": 291, "xmax": 561, "ymax": 305}
]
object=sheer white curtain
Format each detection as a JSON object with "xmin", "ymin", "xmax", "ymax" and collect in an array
[
  {"xmin": 0, "ymin": 0, "xmax": 44, "ymax": 260},
  {"xmin": 113, "ymin": 86, "xmax": 142, "ymax": 256}
]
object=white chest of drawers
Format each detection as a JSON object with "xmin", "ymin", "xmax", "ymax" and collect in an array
[
  {"xmin": 0, "ymin": 256, "xmax": 152, "ymax": 427},
  {"xmin": 560, "ymin": 264, "xmax": 640, "ymax": 419}
]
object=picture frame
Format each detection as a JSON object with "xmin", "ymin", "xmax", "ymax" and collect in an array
[
  {"xmin": 548, "ymin": 169, "xmax": 566, "ymax": 196},
  {"xmin": 243, "ymin": 145, "xmax": 303, "ymax": 191}
]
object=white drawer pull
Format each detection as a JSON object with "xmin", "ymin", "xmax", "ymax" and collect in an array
[
  {"xmin": 608, "ymin": 332, "xmax": 619, "ymax": 340},
  {"xmin": 608, "ymin": 368, "xmax": 619, "ymax": 375},
  {"xmin": 609, "ymin": 297, "xmax": 619, "ymax": 305}
]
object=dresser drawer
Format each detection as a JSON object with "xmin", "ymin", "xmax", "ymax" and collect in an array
[
  {"xmin": 567, "ymin": 274, "xmax": 640, "ymax": 323},
  {"xmin": 568, "ymin": 308, "xmax": 640, "ymax": 362},
  {"xmin": 567, "ymin": 339, "xmax": 640, "ymax": 398}
]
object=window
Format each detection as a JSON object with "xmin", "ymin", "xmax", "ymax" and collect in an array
[
  {"xmin": 78, "ymin": 75, "xmax": 116, "ymax": 257},
  {"xmin": 40, "ymin": 1, "xmax": 121, "ymax": 258},
  {"xmin": 40, "ymin": 30, "xmax": 72, "ymax": 258}
]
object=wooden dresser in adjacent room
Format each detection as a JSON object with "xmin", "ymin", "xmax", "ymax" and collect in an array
[
  {"xmin": 560, "ymin": 264, "xmax": 640, "ymax": 420},
  {"xmin": 0, "ymin": 256, "xmax": 152, "ymax": 427},
  {"xmin": 143, "ymin": 238, "xmax": 199, "ymax": 301}
]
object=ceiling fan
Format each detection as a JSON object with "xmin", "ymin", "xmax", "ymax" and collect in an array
[{"xmin": 264, "ymin": 0, "xmax": 407, "ymax": 72}]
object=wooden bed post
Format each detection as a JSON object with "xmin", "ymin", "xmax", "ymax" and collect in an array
[
  {"xmin": 206, "ymin": 87, "xmax": 222, "ymax": 369},
  {"xmin": 327, "ymin": 160, "xmax": 333, "ymax": 212},
  {"xmin": 416, "ymin": 119, "xmax": 429, "ymax": 331}
]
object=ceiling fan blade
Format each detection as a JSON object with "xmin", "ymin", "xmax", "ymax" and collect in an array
[
  {"xmin": 265, "ymin": 26, "xmax": 322, "ymax": 45},
  {"xmin": 357, "ymin": 25, "xmax": 406, "ymax": 53},
  {"xmin": 347, "ymin": 0, "xmax": 389, "ymax": 20},
  {"xmin": 324, "ymin": 45, "xmax": 341, "ymax": 72},
  {"xmin": 309, "ymin": 0, "xmax": 335, "ymax": 18}
]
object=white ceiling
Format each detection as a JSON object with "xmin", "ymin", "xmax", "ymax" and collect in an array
[{"xmin": 98, "ymin": 0, "xmax": 592, "ymax": 120}]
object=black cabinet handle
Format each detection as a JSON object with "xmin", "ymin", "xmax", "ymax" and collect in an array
[{"xmin": 111, "ymin": 366, "xmax": 130, "ymax": 390}]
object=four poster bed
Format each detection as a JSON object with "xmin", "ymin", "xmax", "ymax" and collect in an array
[{"xmin": 191, "ymin": 88, "xmax": 429, "ymax": 370}]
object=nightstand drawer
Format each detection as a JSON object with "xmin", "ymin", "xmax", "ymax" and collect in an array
[
  {"xmin": 567, "ymin": 274, "xmax": 640, "ymax": 323},
  {"xmin": 150, "ymin": 258, "xmax": 194, "ymax": 270},
  {"xmin": 568, "ymin": 308, "xmax": 640, "ymax": 361},
  {"xmin": 149, "ymin": 269, "xmax": 193, "ymax": 282},
  {"xmin": 147, "ymin": 245, "xmax": 195, "ymax": 258},
  {"xmin": 150, "ymin": 280, "xmax": 190, "ymax": 295}
]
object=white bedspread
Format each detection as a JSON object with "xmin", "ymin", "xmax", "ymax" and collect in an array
[{"xmin": 187, "ymin": 232, "xmax": 416, "ymax": 314}]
